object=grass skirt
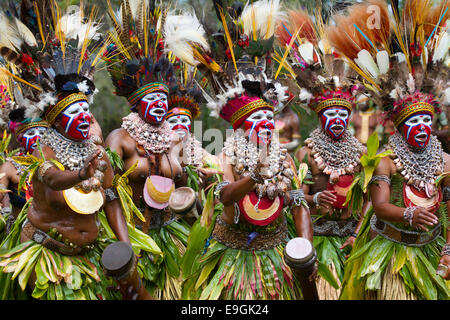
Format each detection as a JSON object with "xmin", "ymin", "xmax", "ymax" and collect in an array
[
  {"xmin": 184, "ymin": 239, "xmax": 302, "ymax": 300},
  {"xmin": 0, "ymin": 201, "xmax": 163, "ymax": 300},
  {"xmin": 142, "ymin": 219, "xmax": 190, "ymax": 300},
  {"xmin": 314, "ymin": 235, "xmax": 348, "ymax": 300},
  {"xmin": 340, "ymin": 211, "xmax": 450, "ymax": 300}
]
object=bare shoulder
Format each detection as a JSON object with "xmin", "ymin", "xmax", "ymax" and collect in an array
[
  {"xmin": 35, "ymin": 143, "xmax": 56, "ymax": 160},
  {"xmin": 0, "ymin": 161, "xmax": 16, "ymax": 178},
  {"xmin": 105, "ymin": 128, "xmax": 131, "ymax": 148},
  {"xmin": 375, "ymin": 155, "xmax": 395, "ymax": 176}
]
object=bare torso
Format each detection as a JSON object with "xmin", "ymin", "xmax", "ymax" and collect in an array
[
  {"xmin": 27, "ymin": 144, "xmax": 112, "ymax": 246},
  {"xmin": 105, "ymin": 127, "xmax": 183, "ymax": 231}
]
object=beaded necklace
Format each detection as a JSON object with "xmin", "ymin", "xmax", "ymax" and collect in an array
[{"xmin": 40, "ymin": 128, "xmax": 97, "ymax": 171}]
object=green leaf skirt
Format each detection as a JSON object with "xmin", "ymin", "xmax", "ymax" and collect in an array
[
  {"xmin": 142, "ymin": 219, "xmax": 190, "ymax": 300},
  {"xmin": 183, "ymin": 238, "xmax": 302, "ymax": 300},
  {"xmin": 340, "ymin": 212, "xmax": 450, "ymax": 300}
]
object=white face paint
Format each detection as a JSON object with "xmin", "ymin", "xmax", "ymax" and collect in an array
[
  {"xmin": 140, "ymin": 92, "xmax": 168, "ymax": 123},
  {"xmin": 166, "ymin": 115, "xmax": 191, "ymax": 139},
  {"xmin": 22, "ymin": 127, "xmax": 47, "ymax": 152},
  {"xmin": 61, "ymin": 101, "xmax": 91, "ymax": 139},
  {"xmin": 403, "ymin": 114, "xmax": 432, "ymax": 146},
  {"xmin": 244, "ymin": 110, "xmax": 275, "ymax": 143},
  {"xmin": 321, "ymin": 107, "xmax": 349, "ymax": 139},
  {"xmin": 404, "ymin": 114, "xmax": 432, "ymax": 129}
]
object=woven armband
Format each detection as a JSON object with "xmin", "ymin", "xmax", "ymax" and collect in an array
[
  {"xmin": 290, "ymin": 189, "xmax": 306, "ymax": 207},
  {"xmin": 215, "ymin": 181, "xmax": 231, "ymax": 200},
  {"xmin": 38, "ymin": 161, "xmax": 57, "ymax": 183},
  {"xmin": 370, "ymin": 175, "xmax": 391, "ymax": 186}
]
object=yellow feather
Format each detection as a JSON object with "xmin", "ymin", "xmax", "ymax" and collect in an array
[
  {"xmin": 0, "ymin": 68, "xmax": 42, "ymax": 92},
  {"xmin": 218, "ymin": 6, "xmax": 238, "ymax": 75},
  {"xmin": 275, "ymin": 25, "xmax": 303, "ymax": 80},
  {"xmin": 33, "ymin": 1, "xmax": 46, "ymax": 47}
]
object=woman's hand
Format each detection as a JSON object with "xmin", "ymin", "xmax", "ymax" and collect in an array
[
  {"xmin": 410, "ymin": 207, "xmax": 439, "ymax": 231},
  {"xmin": 79, "ymin": 149, "xmax": 102, "ymax": 180},
  {"xmin": 339, "ymin": 236, "xmax": 356, "ymax": 258},
  {"xmin": 438, "ymin": 255, "xmax": 450, "ymax": 280},
  {"xmin": 314, "ymin": 191, "xmax": 337, "ymax": 209}
]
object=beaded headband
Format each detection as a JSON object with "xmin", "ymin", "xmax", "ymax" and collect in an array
[
  {"xmin": 45, "ymin": 93, "xmax": 88, "ymax": 125},
  {"xmin": 15, "ymin": 121, "xmax": 50, "ymax": 136},
  {"xmin": 314, "ymin": 98, "xmax": 353, "ymax": 115},
  {"xmin": 166, "ymin": 108, "xmax": 192, "ymax": 120},
  {"xmin": 127, "ymin": 82, "xmax": 169, "ymax": 106},
  {"xmin": 230, "ymin": 99, "xmax": 274, "ymax": 128},
  {"xmin": 393, "ymin": 102, "xmax": 435, "ymax": 127}
]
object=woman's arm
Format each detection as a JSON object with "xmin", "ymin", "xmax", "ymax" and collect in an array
[
  {"xmin": 217, "ymin": 152, "xmax": 256, "ymax": 206},
  {"xmin": 38, "ymin": 146, "xmax": 102, "ymax": 191},
  {"xmin": 371, "ymin": 157, "xmax": 438, "ymax": 230},
  {"xmin": 101, "ymin": 147, "xmax": 130, "ymax": 243}
]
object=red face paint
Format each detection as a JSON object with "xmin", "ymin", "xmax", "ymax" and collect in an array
[
  {"xmin": 320, "ymin": 107, "xmax": 349, "ymax": 140},
  {"xmin": 244, "ymin": 110, "xmax": 275, "ymax": 145},
  {"xmin": 401, "ymin": 113, "xmax": 432, "ymax": 148},
  {"xmin": 139, "ymin": 92, "xmax": 168, "ymax": 124},
  {"xmin": 20, "ymin": 126, "xmax": 47, "ymax": 154},
  {"xmin": 60, "ymin": 101, "xmax": 92, "ymax": 140}
]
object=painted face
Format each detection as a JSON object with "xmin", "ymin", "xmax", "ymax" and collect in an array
[
  {"xmin": 320, "ymin": 107, "xmax": 350, "ymax": 139},
  {"xmin": 20, "ymin": 126, "xmax": 47, "ymax": 154},
  {"xmin": 139, "ymin": 92, "xmax": 168, "ymax": 124},
  {"xmin": 60, "ymin": 100, "xmax": 92, "ymax": 140},
  {"xmin": 401, "ymin": 113, "xmax": 432, "ymax": 148},
  {"xmin": 167, "ymin": 114, "xmax": 191, "ymax": 139},
  {"xmin": 244, "ymin": 109, "xmax": 275, "ymax": 145}
]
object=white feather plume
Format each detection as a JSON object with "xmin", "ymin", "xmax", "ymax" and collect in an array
[
  {"xmin": 355, "ymin": 49, "xmax": 380, "ymax": 79},
  {"xmin": 406, "ymin": 73, "xmax": 415, "ymax": 94},
  {"xmin": 376, "ymin": 50, "xmax": 389, "ymax": 75},
  {"xmin": 163, "ymin": 11, "xmax": 210, "ymax": 66},
  {"xmin": 433, "ymin": 28, "xmax": 449, "ymax": 62},
  {"xmin": 0, "ymin": 12, "xmax": 37, "ymax": 51},
  {"xmin": 299, "ymin": 88, "xmax": 313, "ymax": 104},
  {"xmin": 240, "ymin": 0, "xmax": 286, "ymax": 40},
  {"xmin": 57, "ymin": 10, "xmax": 101, "ymax": 48}
]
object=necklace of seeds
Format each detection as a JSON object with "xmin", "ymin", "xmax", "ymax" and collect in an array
[
  {"xmin": 40, "ymin": 128, "xmax": 97, "ymax": 171},
  {"xmin": 304, "ymin": 128, "xmax": 363, "ymax": 181},
  {"xmin": 388, "ymin": 132, "xmax": 443, "ymax": 193},
  {"xmin": 122, "ymin": 112, "xmax": 172, "ymax": 154},
  {"xmin": 223, "ymin": 129, "xmax": 294, "ymax": 200}
]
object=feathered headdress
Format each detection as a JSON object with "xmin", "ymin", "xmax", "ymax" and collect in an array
[
  {"xmin": 275, "ymin": 7, "xmax": 361, "ymax": 115},
  {"xmin": 103, "ymin": 0, "xmax": 176, "ymax": 108},
  {"xmin": 164, "ymin": 1, "xmax": 289, "ymax": 130},
  {"xmin": 0, "ymin": 1, "xmax": 105, "ymax": 127},
  {"xmin": 326, "ymin": 0, "xmax": 449, "ymax": 127}
]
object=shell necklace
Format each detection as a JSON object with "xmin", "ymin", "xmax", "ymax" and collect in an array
[
  {"xmin": 223, "ymin": 129, "xmax": 294, "ymax": 200},
  {"xmin": 304, "ymin": 128, "xmax": 363, "ymax": 183},
  {"xmin": 122, "ymin": 112, "xmax": 172, "ymax": 155}
]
